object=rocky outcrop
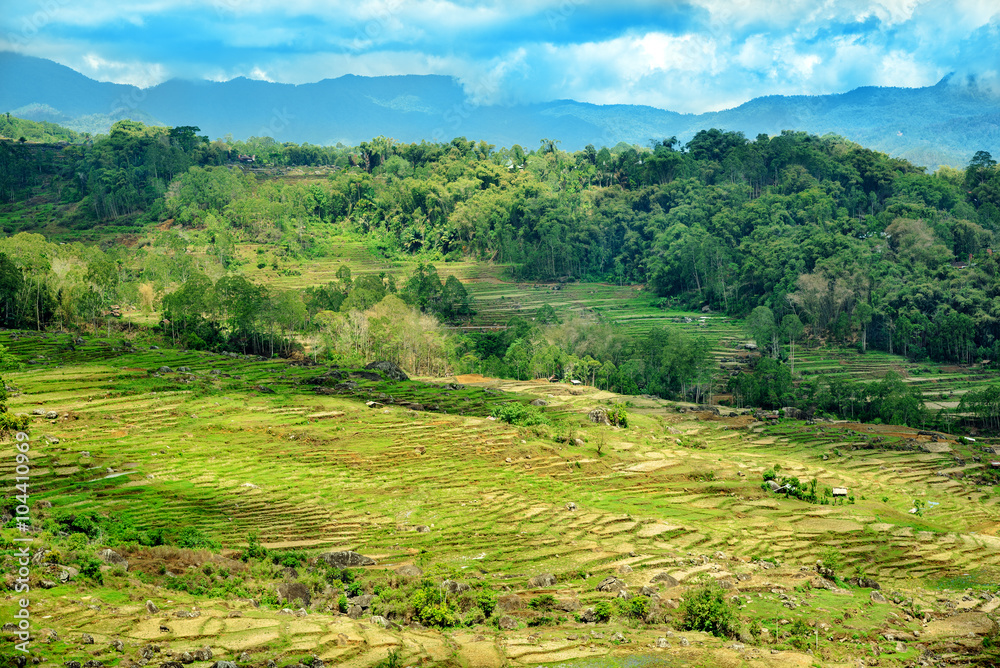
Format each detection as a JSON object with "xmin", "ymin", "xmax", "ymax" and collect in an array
[
  {"xmin": 365, "ymin": 360, "xmax": 409, "ymax": 381},
  {"xmin": 318, "ymin": 551, "xmax": 375, "ymax": 568}
]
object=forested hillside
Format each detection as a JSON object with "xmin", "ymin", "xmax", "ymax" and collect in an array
[{"xmin": 3, "ymin": 118, "xmax": 1000, "ymax": 427}]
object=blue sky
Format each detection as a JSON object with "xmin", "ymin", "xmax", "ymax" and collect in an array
[{"xmin": 2, "ymin": 0, "xmax": 998, "ymax": 113}]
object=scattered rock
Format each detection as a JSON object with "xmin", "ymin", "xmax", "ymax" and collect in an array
[
  {"xmin": 277, "ymin": 582, "xmax": 311, "ymax": 607},
  {"xmin": 612, "ymin": 631, "xmax": 626, "ymax": 643},
  {"xmin": 529, "ymin": 573, "xmax": 557, "ymax": 588},
  {"xmin": 110, "ymin": 640, "xmax": 124, "ymax": 652},
  {"xmin": 98, "ymin": 548, "xmax": 128, "ymax": 571},
  {"xmin": 496, "ymin": 594, "xmax": 523, "ymax": 612},
  {"xmin": 650, "ymin": 572, "xmax": 679, "ymax": 587},
  {"xmin": 588, "ymin": 408, "xmax": 610, "ymax": 425},
  {"xmin": 596, "ymin": 576, "xmax": 627, "ymax": 592},
  {"xmin": 442, "ymin": 580, "xmax": 470, "ymax": 594},
  {"xmin": 318, "ymin": 551, "xmax": 375, "ymax": 568},
  {"xmin": 364, "ymin": 360, "xmax": 409, "ymax": 381}
]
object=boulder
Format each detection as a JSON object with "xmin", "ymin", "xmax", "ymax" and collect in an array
[
  {"xmin": 530, "ymin": 399, "xmax": 547, "ymax": 406},
  {"xmin": 318, "ymin": 551, "xmax": 375, "ymax": 568},
  {"xmin": 596, "ymin": 576, "xmax": 627, "ymax": 592},
  {"xmin": 347, "ymin": 605, "xmax": 363, "ymax": 619},
  {"xmin": 496, "ymin": 594, "xmax": 524, "ymax": 612},
  {"xmin": 277, "ymin": 582, "xmax": 311, "ymax": 607},
  {"xmin": 442, "ymin": 580, "xmax": 470, "ymax": 594},
  {"xmin": 617, "ymin": 564, "xmax": 633, "ymax": 574},
  {"xmin": 588, "ymin": 408, "xmax": 610, "ymax": 425},
  {"xmin": 498, "ymin": 615, "xmax": 518, "ymax": 630},
  {"xmin": 193, "ymin": 648, "xmax": 213, "ymax": 661},
  {"xmin": 656, "ymin": 637, "xmax": 670, "ymax": 648},
  {"xmin": 370, "ymin": 615, "xmax": 390, "ymax": 628},
  {"xmin": 98, "ymin": 549, "xmax": 128, "ymax": 571},
  {"xmin": 579, "ymin": 608, "xmax": 598, "ymax": 623},
  {"xmin": 350, "ymin": 371, "xmax": 383, "ymax": 382},
  {"xmin": 871, "ymin": 590, "xmax": 887, "ymax": 604},
  {"xmin": 146, "ymin": 600, "xmax": 159, "ymax": 614},
  {"xmin": 395, "ymin": 565, "xmax": 423, "ymax": 578},
  {"xmin": 364, "ymin": 360, "xmax": 409, "ymax": 381},
  {"xmin": 566, "ymin": 502, "xmax": 577, "ymax": 511},
  {"xmin": 649, "ymin": 572, "xmax": 679, "ymax": 588},
  {"xmin": 157, "ymin": 366, "xmax": 172, "ymax": 373},
  {"xmin": 528, "ymin": 573, "xmax": 557, "ymax": 588},
  {"xmin": 211, "ymin": 663, "xmax": 238, "ymax": 668},
  {"xmin": 554, "ymin": 598, "xmax": 580, "ymax": 612}
]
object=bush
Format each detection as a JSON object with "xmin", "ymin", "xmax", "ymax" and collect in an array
[
  {"xmin": 243, "ymin": 532, "xmax": 268, "ymax": 561},
  {"xmin": 528, "ymin": 594, "xmax": 556, "ymax": 611},
  {"xmin": 77, "ymin": 556, "xmax": 104, "ymax": 584},
  {"xmin": 0, "ymin": 412, "xmax": 29, "ymax": 434},
  {"xmin": 680, "ymin": 586, "xmax": 738, "ymax": 638},
  {"xmin": 410, "ymin": 585, "xmax": 457, "ymax": 627},
  {"xmin": 491, "ymin": 402, "xmax": 548, "ymax": 426},
  {"xmin": 592, "ymin": 600, "xmax": 613, "ymax": 623},
  {"xmin": 607, "ymin": 403, "xmax": 628, "ymax": 428},
  {"xmin": 476, "ymin": 589, "xmax": 497, "ymax": 618},
  {"xmin": 177, "ymin": 527, "xmax": 220, "ymax": 550}
]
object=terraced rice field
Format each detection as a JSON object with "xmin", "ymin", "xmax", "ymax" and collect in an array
[{"xmin": 3, "ymin": 331, "xmax": 1000, "ymax": 665}]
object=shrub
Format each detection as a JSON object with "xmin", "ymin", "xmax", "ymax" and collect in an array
[
  {"xmin": 680, "ymin": 586, "xmax": 738, "ymax": 638},
  {"xmin": 528, "ymin": 594, "xmax": 556, "ymax": 611},
  {"xmin": 607, "ymin": 403, "xmax": 628, "ymax": 428},
  {"xmin": 623, "ymin": 596, "xmax": 650, "ymax": 620},
  {"xmin": 592, "ymin": 600, "xmax": 613, "ymax": 623},
  {"xmin": 177, "ymin": 527, "xmax": 219, "ymax": 550},
  {"xmin": 77, "ymin": 556, "xmax": 104, "ymax": 584},
  {"xmin": 410, "ymin": 585, "xmax": 456, "ymax": 627},
  {"xmin": 491, "ymin": 402, "xmax": 548, "ymax": 426},
  {"xmin": 243, "ymin": 532, "xmax": 268, "ymax": 561},
  {"xmin": 476, "ymin": 589, "xmax": 497, "ymax": 618}
]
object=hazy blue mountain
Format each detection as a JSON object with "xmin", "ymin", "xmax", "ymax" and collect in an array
[{"xmin": 2, "ymin": 52, "xmax": 997, "ymax": 169}]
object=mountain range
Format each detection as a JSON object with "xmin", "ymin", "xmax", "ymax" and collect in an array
[{"xmin": 2, "ymin": 51, "xmax": 998, "ymax": 169}]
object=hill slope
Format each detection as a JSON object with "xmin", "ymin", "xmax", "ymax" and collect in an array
[{"xmin": 2, "ymin": 52, "xmax": 998, "ymax": 168}]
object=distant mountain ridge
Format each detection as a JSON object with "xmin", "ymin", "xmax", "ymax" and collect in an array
[{"xmin": 1, "ymin": 51, "xmax": 998, "ymax": 169}]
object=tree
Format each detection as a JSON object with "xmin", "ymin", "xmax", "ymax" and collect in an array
[
  {"xmin": 746, "ymin": 306, "xmax": 778, "ymax": 357},
  {"xmin": 781, "ymin": 313, "xmax": 804, "ymax": 375},
  {"xmin": 680, "ymin": 586, "xmax": 738, "ymax": 638}
]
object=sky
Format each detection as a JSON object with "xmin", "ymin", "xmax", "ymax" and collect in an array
[{"xmin": 1, "ymin": 0, "xmax": 998, "ymax": 114}]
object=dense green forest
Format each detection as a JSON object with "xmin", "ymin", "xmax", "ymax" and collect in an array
[{"xmin": 3, "ymin": 117, "xmax": 1000, "ymax": 428}]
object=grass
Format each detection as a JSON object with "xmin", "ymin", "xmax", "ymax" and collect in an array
[{"xmin": 1, "ymin": 330, "xmax": 998, "ymax": 666}]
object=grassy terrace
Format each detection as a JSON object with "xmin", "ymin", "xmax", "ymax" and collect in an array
[{"xmin": 1, "ymin": 331, "xmax": 999, "ymax": 666}]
